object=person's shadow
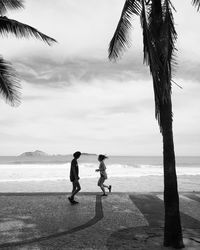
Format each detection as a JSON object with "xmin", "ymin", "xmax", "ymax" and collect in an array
[{"xmin": 0, "ymin": 195, "xmax": 103, "ymax": 249}]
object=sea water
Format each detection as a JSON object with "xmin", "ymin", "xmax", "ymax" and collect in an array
[{"xmin": 0, "ymin": 156, "xmax": 200, "ymax": 182}]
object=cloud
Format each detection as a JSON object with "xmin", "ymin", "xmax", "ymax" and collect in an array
[
  {"xmin": 12, "ymin": 56, "xmax": 150, "ymax": 88},
  {"xmin": 12, "ymin": 52, "xmax": 200, "ymax": 92},
  {"xmin": 175, "ymin": 60, "xmax": 200, "ymax": 83},
  {"xmin": 0, "ymin": 73, "xmax": 157, "ymax": 155}
]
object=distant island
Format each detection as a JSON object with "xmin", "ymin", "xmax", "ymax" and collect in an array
[
  {"xmin": 81, "ymin": 153, "xmax": 97, "ymax": 156},
  {"xmin": 0, "ymin": 151, "xmax": 97, "ymax": 164},
  {"xmin": 19, "ymin": 150, "xmax": 48, "ymax": 157},
  {"xmin": 18, "ymin": 150, "xmax": 97, "ymax": 157}
]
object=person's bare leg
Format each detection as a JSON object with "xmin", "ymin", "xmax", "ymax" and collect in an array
[
  {"xmin": 71, "ymin": 182, "xmax": 76, "ymax": 195},
  {"xmin": 100, "ymin": 185, "xmax": 106, "ymax": 194},
  {"xmin": 103, "ymin": 184, "xmax": 112, "ymax": 192},
  {"xmin": 71, "ymin": 181, "xmax": 81, "ymax": 200},
  {"xmin": 101, "ymin": 179, "xmax": 107, "ymax": 196}
]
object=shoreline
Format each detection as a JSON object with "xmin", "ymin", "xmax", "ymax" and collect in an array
[{"xmin": 0, "ymin": 175, "xmax": 199, "ymax": 193}]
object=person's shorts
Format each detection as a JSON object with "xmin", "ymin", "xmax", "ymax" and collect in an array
[{"xmin": 98, "ymin": 176, "xmax": 106, "ymax": 186}]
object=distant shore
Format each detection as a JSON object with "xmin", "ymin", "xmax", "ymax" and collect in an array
[
  {"xmin": 0, "ymin": 153, "xmax": 97, "ymax": 164},
  {"xmin": 0, "ymin": 175, "xmax": 199, "ymax": 193}
]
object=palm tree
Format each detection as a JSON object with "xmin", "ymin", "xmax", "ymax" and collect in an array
[
  {"xmin": 109, "ymin": 0, "xmax": 200, "ymax": 248},
  {"xmin": 0, "ymin": 0, "xmax": 56, "ymax": 106}
]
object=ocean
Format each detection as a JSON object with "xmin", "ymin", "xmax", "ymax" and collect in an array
[{"xmin": 0, "ymin": 155, "xmax": 200, "ymax": 183}]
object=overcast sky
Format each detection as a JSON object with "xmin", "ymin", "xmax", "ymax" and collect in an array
[{"xmin": 0, "ymin": 0, "xmax": 200, "ymax": 156}]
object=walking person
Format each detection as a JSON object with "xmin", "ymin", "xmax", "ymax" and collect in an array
[
  {"xmin": 68, "ymin": 151, "xmax": 81, "ymax": 204},
  {"xmin": 96, "ymin": 154, "xmax": 112, "ymax": 196}
]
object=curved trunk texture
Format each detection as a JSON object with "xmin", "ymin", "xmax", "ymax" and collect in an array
[{"xmin": 160, "ymin": 100, "xmax": 184, "ymax": 248}]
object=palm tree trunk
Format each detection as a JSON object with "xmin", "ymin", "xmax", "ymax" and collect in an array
[{"xmin": 160, "ymin": 99, "xmax": 184, "ymax": 248}]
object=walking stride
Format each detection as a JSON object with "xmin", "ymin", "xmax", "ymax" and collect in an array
[
  {"xmin": 96, "ymin": 154, "xmax": 111, "ymax": 196},
  {"xmin": 68, "ymin": 151, "xmax": 81, "ymax": 204}
]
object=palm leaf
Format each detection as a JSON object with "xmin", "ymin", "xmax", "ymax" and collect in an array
[
  {"xmin": 0, "ymin": 0, "xmax": 24, "ymax": 15},
  {"xmin": 140, "ymin": 0, "xmax": 152, "ymax": 66},
  {"xmin": 148, "ymin": 0, "xmax": 163, "ymax": 42},
  {"xmin": 0, "ymin": 16, "xmax": 57, "ymax": 45},
  {"xmin": 146, "ymin": 0, "xmax": 176, "ymax": 131},
  {"xmin": 108, "ymin": 0, "xmax": 141, "ymax": 61},
  {"xmin": 140, "ymin": 0, "xmax": 162, "ymax": 127},
  {"xmin": 161, "ymin": 0, "xmax": 177, "ymax": 84},
  {"xmin": 0, "ymin": 56, "xmax": 21, "ymax": 106},
  {"xmin": 191, "ymin": 0, "xmax": 200, "ymax": 11}
]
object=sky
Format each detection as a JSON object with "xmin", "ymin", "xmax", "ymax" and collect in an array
[{"xmin": 0, "ymin": 0, "xmax": 200, "ymax": 156}]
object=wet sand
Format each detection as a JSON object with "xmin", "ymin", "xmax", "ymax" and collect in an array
[{"xmin": 0, "ymin": 175, "xmax": 199, "ymax": 193}]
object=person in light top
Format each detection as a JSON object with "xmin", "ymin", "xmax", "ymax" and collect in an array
[{"xmin": 96, "ymin": 154, "xmax": 111, "ymax": 196}]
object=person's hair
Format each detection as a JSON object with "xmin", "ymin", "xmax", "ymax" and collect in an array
[
  {"xmin": 73, "ymin": 151, "xmax": 81, "ymax": 159},
  {"xmin": 98, "ymin": 154, "xmax": 108, "ymax": 161}
]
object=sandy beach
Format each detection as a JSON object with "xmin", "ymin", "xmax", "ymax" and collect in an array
[{"xmin": 0, "ymin": 175, "xmax": 199, "ymax": 193}]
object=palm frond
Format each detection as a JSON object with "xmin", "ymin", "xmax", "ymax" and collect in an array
[
  {"xmin": 146, "ymin": 0, "xmax": 176, "ymax": 132},
  {"xmin": 0, "ymin": 56, "xmax": 21, "ymax": 106},
  {"xmin": 0, "ymin": 16, "xmax": 57, "ymax": 45},
  {"xmin": 0, "ymin": 0, "xmax": 24, "ymax": 15},
  {"xmin": 140, "ymin": 0, "xmax": 151, "ymax": 65},
  {"xmin": 140, "ymin": 0, "xmax": 162, "ymax": 128},
  {"xmin": 162, "ymin": 0, "xmax": 177, "ymax": 79},
  {"xmin": 148, "ymin": 0, "xmax": 163, "ymax": 40},
  {"xmin": 108, "ymin": 0, "xmax": 141, "ymax": 61},
  {"xmin": 191, "ymin": 0, "xmax": 200, "ymax": 11}
]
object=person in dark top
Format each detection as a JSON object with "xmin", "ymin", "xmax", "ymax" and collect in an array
[{"xmin": 68, "ymin": 151, "xmax": 81, "ymax": 204}]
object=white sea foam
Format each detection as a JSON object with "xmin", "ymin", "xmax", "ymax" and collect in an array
[{"xmin": 0, "ymin": 162, "xmax": 200, "ymax": 182}]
